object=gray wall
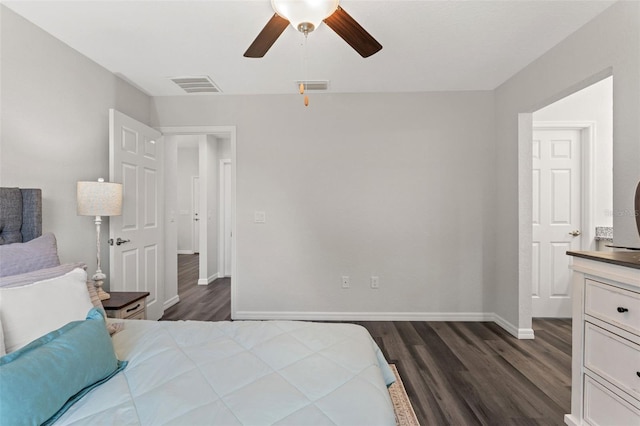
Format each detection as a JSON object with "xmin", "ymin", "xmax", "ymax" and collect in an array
[
  {"xmin": 493, "ymin": 1, "xmax": 639, "ymax": 330},
  {"xmin": 533, "ymin": 76, "xmax": 613, "ymax": 238},
  {"xmin": 151, "ymin": 92, "xmax": 497, "ymax": 318},
  {"xmin": 0, "ymin": 6, "xmax": 151, "ymax": 287},
  {"xmin": 2, "ymin": 2, "xmax": 637, "ymax": 333}
]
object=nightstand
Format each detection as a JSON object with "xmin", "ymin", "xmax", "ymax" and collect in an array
[{"xmin": 102, "ymin": 292, "xmax": 150, "ymax": 320}]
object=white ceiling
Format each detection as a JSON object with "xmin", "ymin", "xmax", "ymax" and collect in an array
[{"xmin": 4, "ymin": 0, "xmax": 616, "ymax": 96}]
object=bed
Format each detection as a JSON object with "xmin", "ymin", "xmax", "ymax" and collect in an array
[{"xmin": 0, "ymin": 187, "xmax": 396, "ymax": 425}]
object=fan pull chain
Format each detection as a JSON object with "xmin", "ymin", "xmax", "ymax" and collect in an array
[{"xmin": 302, "ymin": 32, "xmax": 309, "ymax": 107}]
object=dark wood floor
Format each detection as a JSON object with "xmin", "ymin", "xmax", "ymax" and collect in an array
[
  {"xmin": 162, "ymin": 254, "xmax": 571, "ymax": 426},
  {"xmin": 161, "ymin": 254, "xmax": 231, "ymax": 321}
]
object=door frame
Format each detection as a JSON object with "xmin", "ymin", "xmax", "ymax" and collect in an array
[
  {"xmin": 518, "ymin": 118, "xmax": 595, "ymax": 331},
  {"xmin": 218, "ymin": 159, "xmax": 232, "ymax": 277},
  {"xmin": 159, "ymin": 126, "xmax": 237, "ymax": 317}
]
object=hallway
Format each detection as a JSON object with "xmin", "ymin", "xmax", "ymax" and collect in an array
[{"xmin": 161, "ymin": 254, "xmax": 231, "ymax": 321}]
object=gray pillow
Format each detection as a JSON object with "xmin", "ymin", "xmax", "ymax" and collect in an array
[
  {"xmin": 0, "ymin": 262, "xmax": 86, "ymax": 288},
  {"xmin": 0, "ymin": 233, "xmax": 61, "ymax": 277}
]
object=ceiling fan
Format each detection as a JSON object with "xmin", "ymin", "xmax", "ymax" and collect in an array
[{"xmin": 244, "ymin": 0, "xmax": 382, "ymax": 58}]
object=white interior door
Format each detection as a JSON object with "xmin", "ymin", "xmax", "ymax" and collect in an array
[
  {"xmin": 532, "ymin": 128, "xmax": 582, "ymax": 318},
  {"xmin": 109, "ymin": 109, "xmax": 164, "ymax": 320},
  {"xmin": 192, "ymin": 176, "xmax": 200, "ymax": 253},
  {"xmin": 219, "ymin": 159, "xmax": 232, "ymax": 277}
]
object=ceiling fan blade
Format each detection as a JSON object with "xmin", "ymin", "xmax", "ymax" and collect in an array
[
  {"xmin": 244, "ymin": 13, "xmax": 289, "ymax": 58},
  {"xmin": 323, "ymin": 6, "xmax": 382, "ymax": 58}
]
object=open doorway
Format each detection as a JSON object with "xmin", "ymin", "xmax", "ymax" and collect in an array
[
  {"xmin": 176, "ymin": 134, "xmax": 232, "ymax": 284},
  {"xmin": 530, "ymin": 76, "xmax": 613, "ymax": 318},
  {"xmin": 162, "ymin": 126, "xmax": 237, "ymax": 316}
]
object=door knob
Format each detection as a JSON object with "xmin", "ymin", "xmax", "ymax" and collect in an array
[
  {"xmin": 108, "ymin": 238, "xmax": 130, "ymax": 246},
  {"xmin": 569, "ymin": 230, "xmax": 582, "ymax": 237},
  {"xmin": 115, "ymin": 238, "xmax": 130, "ymax": 246}
]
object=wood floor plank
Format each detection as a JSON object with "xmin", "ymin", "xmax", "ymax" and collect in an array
[{"xmin": 162, "ymin": 254, "xmax": 572, "ymax": 425}]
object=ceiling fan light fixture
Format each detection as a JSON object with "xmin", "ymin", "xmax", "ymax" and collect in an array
[{"xmin": 271, "ymin": 0, "xmax": 339, "ymax": 33}]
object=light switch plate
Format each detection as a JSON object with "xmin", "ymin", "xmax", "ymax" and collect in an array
[{"xmin": 254, "ymin": 211, "xmax": 266, "ymax": 223}]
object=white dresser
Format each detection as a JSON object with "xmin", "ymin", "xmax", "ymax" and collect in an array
[{"xmin": 566, "ymin": 251, "xmax": 640, "ymax": 426}]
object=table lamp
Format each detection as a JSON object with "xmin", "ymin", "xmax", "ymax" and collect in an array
[{"xmin": 77, "ymin": 178, "xmax": 123, "ymax": 300}]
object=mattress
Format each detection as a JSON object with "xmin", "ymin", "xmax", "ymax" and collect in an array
[{"xmin": 54, "ymin": 319, "xmax": 397, "ymax": 425}]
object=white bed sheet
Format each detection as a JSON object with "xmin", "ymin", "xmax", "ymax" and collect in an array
[{"xmin": 55, "ymin": 319, "xmax": 396, "ymax": 425}]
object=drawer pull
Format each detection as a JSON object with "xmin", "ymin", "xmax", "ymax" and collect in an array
[
  {"xmin": 126, "ymin": 303, "xmax": 141, "ymax": 313},
  {"xmin": 617, "ymin": 307, "xmax": 629, "ymax": 313}
]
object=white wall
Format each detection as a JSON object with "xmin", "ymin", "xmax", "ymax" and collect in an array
[
  {"xmin": 533, "ymin": 76, "xmax": 613, "ymax": 237},
  {"xmin": 177, "ymin": 142, "xmax": 199, "ymax": 252},
  {"xmin": 493, "ymin": 1, "xmax": 639, "ymax": 331},
  {"xmin": 0, "ymin": 6, "xmax": 151, "ymax": 289},
  {"xmin": 151, "ymin": 91, "xmax": 497, "ymax": 319}
]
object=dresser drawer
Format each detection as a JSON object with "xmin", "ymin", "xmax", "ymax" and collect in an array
[
  {"xmin": 120, "ymin": 299, "xmax": 145, "ymax": 319},
  {"xmin": 584, "ymin": 322, "xmax": 640, "ymax": 401},
  {"xmin": 584, "ymin": 374, "xmax": 640, "ymax": 426},
  {"xmin": 585, "ymin": 279, "xmax": 640, "ymax": 336},
  {"xmin": 126, "ymin": 310, "xmax": 146, "ymax": 320},
  {"xmin": 103, "ymin": 292, "xmax": 148, "ymax": 320}
]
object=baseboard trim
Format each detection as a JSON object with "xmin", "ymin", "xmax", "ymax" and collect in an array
[
  {"xmin": 234, "ymin": 311, "xmax": 493, "ymax": 322},
  {"xmin": 197, "ymin": 273, "xmax": 219, "ymax": 286},
  {"xmin": 177, "ymin": 250, "xmax": 195, "ymax": 255},
  {"xmin": 491, "ymin": 313, "xmax": 535, "ymax": 339},
  {"xmin": 564, "ymin": 414, "xmax": 579, "ymax": 426},
  {"xmin": 234, "ymin": 311, "xmax": 494, "ymax": 321},
  {"xmin": 163, "ymin": 295, "xmax": 180, "ymax": 310},
  {"xmin": 233, "ymin": 310, "xmax": 536, "ymax": 339}
]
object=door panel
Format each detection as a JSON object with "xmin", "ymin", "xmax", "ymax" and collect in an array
[
  {"xmin": 109, "ymin": 109, "xmax": 164, "ymax": 320},
  {"xmin": 144, "ymin": 168, "xmax": 157, "ymax": 227},
  {"xmin": 551, "ymin": 169, "xmax": 571, "ymax": 223},
  {"xmin": 532, "ymin": 128, "xmax": 581, "ymax": 317}
]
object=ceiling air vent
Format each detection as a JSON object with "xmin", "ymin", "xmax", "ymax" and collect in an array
[
  {"xmin": 170, "ymin": 76, "xmax": 221, "ymax": 93},
  {"xmin": 295, "ymin": 80, "xmax": 329, "ymax": 91}
]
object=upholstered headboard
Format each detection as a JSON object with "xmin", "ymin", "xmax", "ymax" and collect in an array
[{"xmin": 0, "ymin": 188, "xmax": 42, "ymax": 245}]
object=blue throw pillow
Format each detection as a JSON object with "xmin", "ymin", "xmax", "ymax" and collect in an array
[{"xmin": 0, "ymin": 308, "xmax": 127, "ymax": 426}]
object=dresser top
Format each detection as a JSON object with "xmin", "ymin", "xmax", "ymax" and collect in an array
[
  {"xmin": 102, "ymin": 291, "xmax": 150, "ymax": 310},
  {"xmin": 567, "ymin": 250, "xmax": 640, "ymax": 270}
]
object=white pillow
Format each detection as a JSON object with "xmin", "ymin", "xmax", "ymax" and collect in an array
[{"xmin": 0, "ymin": 268, "xmax": 93, "ymax": 353}]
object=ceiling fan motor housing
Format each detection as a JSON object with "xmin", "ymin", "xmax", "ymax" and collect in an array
[
  {"xmin": 271, "ymin": 0, "xmax": 339, "ymax": 32},
  {"xmin": 244, "ymin": 0, "xmax": 382, "ymax": 59}
]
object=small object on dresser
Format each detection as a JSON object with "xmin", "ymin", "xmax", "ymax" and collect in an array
[{"xmin": 101, "ymin": 292, "xmax": 149, "ymax": 320}]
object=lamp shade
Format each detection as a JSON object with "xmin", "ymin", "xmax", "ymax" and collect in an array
[
  {"xmin": 271, "ymin": 0, "xmax": 339, "ymax": 31},
  {"xmin": 77, "ymin": 179, "xmax": 123, "ymax": 216}
]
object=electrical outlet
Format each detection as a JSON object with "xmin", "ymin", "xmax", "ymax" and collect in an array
[
  {"xmin": 370, "ymin": 276, "xmax": 380, "ymax": 289},
  {"xmin": 341, "ymin": 276, "xmax": 350, "ymax": 289}
]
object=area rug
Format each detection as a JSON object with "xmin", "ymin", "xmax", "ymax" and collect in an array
[{"xmin": 388, "ymin": 364, "xmax": 420, "ymax": 426}]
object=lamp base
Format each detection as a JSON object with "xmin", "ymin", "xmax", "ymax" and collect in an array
[
  {"xmin": 92, "ymin": 272, "xmax": 111, "ymax": 300},
  {"xmin": 97, "ymin": 288, "xmax": 111, "ymax": 301}
]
